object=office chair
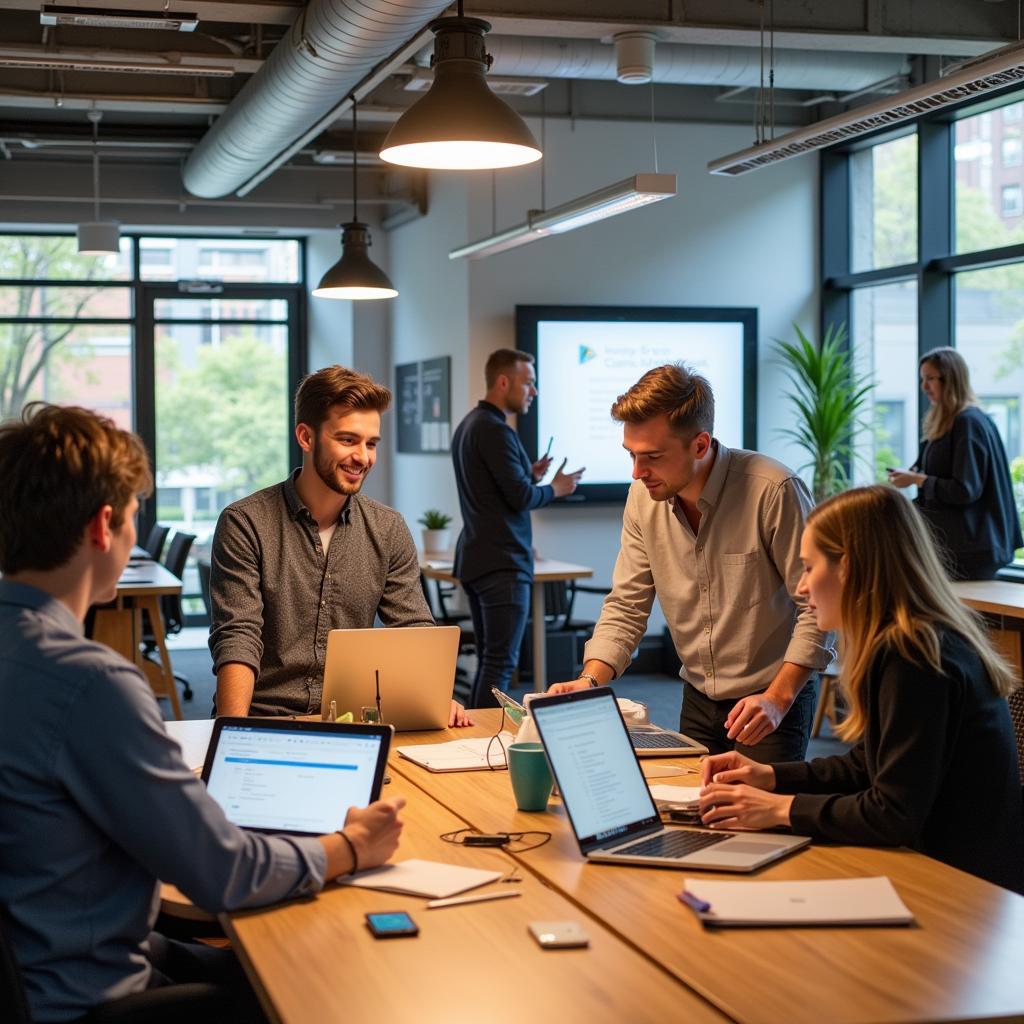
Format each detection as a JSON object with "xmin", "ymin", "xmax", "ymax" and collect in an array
[
  {"xmin": 516, "ymin": 579, "xmax": 611, "ymax": 684},
  {"xmin": 420, "ymin": 574, "xmax": 475, "ymax": 705},
  {"xmin": 143, "ymin": 523, "xmax": 170, "ymax": 562},
  {"xmin": 142, "ymin": 531, "xmax": 196, "ymax": 702}
]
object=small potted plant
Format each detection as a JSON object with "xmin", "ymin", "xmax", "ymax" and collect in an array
[{"xmin": 418, "ymin": 509, "xmax": 452, "ymax": 554}]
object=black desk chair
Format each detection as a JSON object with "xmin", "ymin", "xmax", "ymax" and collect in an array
[
  {"xmin": 518, "ymin": 579, "xmax": 610, "ymax": 684},
  {"xmin": 142, "ymin": 531, "xmax": 196, "ymax": 703},
  {"xmin": 421, "ymin": 574, "xmax": 476, "ymax": 705},
  {"xmin": 142, "ymin": 523, "xmax": 170, "ymax": 562}
]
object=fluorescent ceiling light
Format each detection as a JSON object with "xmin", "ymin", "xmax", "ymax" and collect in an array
[
  {"xmin": 709, "ymin": 39, "xmax": 1024, "ymax": 175},
  {"xmin": 0, "ymin": 54, "xmax": 232, "ymax": 76},
  {"xmin": 40, "ymin": 5, "xmax": 198, "ymax": 31},
  {"xmin": 449, "ymin": 173, "xmax": 676, "ymax": 260}
]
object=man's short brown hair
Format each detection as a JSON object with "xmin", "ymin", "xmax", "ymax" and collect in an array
[
  {"xmin": 610, "ymin": 363, "xmax": 715, "ymax": 437},
  {"xmin": 294, "ymin": 365, "xmax": 391, "ymax": 432},
  {"xmin": 0, "ymin": 403, "xmax": 153, "ymax": 574},
  {"xmin": 484, "ymin": 349, "xmax": 533, "ymax": 389}
]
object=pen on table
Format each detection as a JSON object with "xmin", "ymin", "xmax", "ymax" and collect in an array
[
  {"xmin": 677, "ymin": 890, "xmax": 711, "ymax": 913},
  {"xmin": 427, "ymin": 890, "xmax": 522, "ymax": 910}
]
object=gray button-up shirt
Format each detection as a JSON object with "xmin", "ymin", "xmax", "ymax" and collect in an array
[
  {"xmin": 0, "ymin": 580, "xmax": 326, "ymax": 1024},
  {"xmin": 584, "ymin": 443, "xmax": 834, "ymax": 700},
  {"xmin": 210, "ymin": 471, "xmax": 433, "ymax": 716}
]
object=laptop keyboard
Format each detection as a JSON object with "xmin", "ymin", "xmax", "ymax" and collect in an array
[
  {"xmin": 616, "ymin": 829, "xmax": 731, "ymax": 859},
  {"xmin": 629, "ymin": 730, "xmax": 688, "ymax": 749}
]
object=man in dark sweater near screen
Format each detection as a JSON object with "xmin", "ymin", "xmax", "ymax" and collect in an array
[{"xmin": 451, "ymin": 349, "xmax": 584, "ymax": 707}]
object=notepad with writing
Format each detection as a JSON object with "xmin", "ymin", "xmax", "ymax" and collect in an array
[
  {"xmin": 338, "ymin": 859, "xmax": 503, "ymax": 898},
  {"xmin": 679, "ymin": 876, "xmax": 914, "ymax": 927},
  {"xmin": 395, "ymin": 733, "xmax": 515, "ymax": 772}
]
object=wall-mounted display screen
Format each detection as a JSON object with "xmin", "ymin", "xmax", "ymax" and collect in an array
[{"xmin": 516, "ymin": 305, "xmax": 758, "ymax": 503}]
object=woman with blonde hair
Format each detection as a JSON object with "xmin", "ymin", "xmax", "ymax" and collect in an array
[
  {"xmin": 888, "ymin": 346, "xmax": 1021, "ymax": 579},
  {"xmin": 699, "ymin": 485, "xmax": 1023, "ymax": 893}
]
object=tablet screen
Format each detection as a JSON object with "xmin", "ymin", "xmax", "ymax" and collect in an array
[{"xmin": 204, "ymin": 723, "xmax": 387, "ymax": 835}]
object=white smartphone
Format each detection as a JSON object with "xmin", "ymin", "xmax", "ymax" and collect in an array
[
  {"xmin": 491, "ymin": 688, "xmax": 527, "ymax": 725},
  {"xmin": 528, "ymin": 920, "xmax": 590, "ymax": 949}
]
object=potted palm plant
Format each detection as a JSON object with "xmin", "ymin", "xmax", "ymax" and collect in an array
[
  {"xmin": 775, "ymin": 323, "xmax": 875, "ymax": 503},
  {"xmin": 418, "ymin": 509, "xmax": 453, "ymax": 554}
]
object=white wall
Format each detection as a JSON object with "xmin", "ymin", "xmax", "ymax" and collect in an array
[{"xmin": 389, "ymin": 117, "xmax": 819, "ymax": 627}]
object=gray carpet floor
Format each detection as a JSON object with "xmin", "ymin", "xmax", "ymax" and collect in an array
[{"xmin": 162, "ymin": 644, "xmax": 850, "ymax": 758}]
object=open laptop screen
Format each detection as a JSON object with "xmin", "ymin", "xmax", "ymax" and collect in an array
[
  {"xmin": 531, "ymin": 689, "xmax": 661, "ymax": 850},
  {"xmin": 201, "ymin": 718, "xmax": 391, "ymax": 836}
]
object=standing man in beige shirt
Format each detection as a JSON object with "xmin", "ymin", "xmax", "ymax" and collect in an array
[{"xmin": 551, "ymin": 364, "xmax": 833, "ymax": 761}]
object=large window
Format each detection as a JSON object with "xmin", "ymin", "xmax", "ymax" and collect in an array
[
  {"xmin": 824, "ymin": 89, "xmax": 1024, "ymax": 569},
  {"xmin": 0, "ymin": 232, "xmax": 305, "ymax": 617}
]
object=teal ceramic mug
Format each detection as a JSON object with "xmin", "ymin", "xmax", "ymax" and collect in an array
[{"xmin": 508, "ymin": 742, "xmax": 553, "ymax": 812}]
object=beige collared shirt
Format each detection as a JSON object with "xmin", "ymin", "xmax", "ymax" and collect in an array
[{"xmin": 584, "ymin": 442, "xmax": 834, "ymax": 700}]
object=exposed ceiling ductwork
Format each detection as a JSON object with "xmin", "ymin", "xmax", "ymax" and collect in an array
[
  {"xmin": 182, "ymin": 0, "xmax": 450, "ymax": 199},
  {"xmin": 471, "ymin": 37, "xmax": 910, "ymax": 93}
]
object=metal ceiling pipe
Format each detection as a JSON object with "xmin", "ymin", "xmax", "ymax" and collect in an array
[
  {"xmin": 478, "ymin": 37, "xmax": 909, "ymax": 93},
  {"xmin": 183, "ymin": 0, "xmax": 451, "ymax": 199}
]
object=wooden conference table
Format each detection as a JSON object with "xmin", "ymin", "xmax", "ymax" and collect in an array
[
  {"xmin": 221, "ymin": 710, "xmax": 1024, "ymax": 1024},
  {"xmin": 420, "ymin": 556, "xmax": 594, "ymax": 690},
  {"xmin": 92, "ymin": 560, "xmax": 184, "ymax": 719}
]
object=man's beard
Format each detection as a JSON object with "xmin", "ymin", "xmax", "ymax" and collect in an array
[{"xmin": 313, "ymin": 439, "xmax": 366, "ymax": 496}]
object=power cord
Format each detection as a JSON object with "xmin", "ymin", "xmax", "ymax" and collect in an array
[{"xmin": 440, "ymin": 828, "xmax": 552, "ymax": 853}]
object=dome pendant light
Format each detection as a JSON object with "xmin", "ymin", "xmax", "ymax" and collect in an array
[
  {"xmin": 379, "ymin": 1, "xmax": 541, "ymax": 170},
  {"xmin": 77, "ymin": 108, "xmax": 120, "ymax": 256},
  {"xmin": 313, "ymin": 96, "xmax": 398, "ymax": 301}
]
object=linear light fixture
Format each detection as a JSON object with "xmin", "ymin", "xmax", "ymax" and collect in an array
[
  {"xmin": 709, "ymin": 39, "xmax": 1024, "ymax": 175},
  {"xmin": 449, "ymin": 173, "xmax": 676, "ymax": 260},
  {"xmin": 0, "ymin": 54, "xmax": 232, "ymax": 76},
  {"xmin": 40, "ymin": 5, "xmax": 199, "ymax": 31}
]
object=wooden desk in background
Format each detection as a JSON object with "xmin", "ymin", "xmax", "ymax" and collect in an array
[
  {"xmin": 92, "ymin": 562, "xmax": 184, "ymax": 719},
  {"xmin": 951, "ymin": 579, "xmax": 1024, "ymax": 676},
  {"xmin": 388, "ymin": 710, "xmax": 1024, "ymax": 1024},
  {"xmin": 421, "ymin": 556, "xmax": 594, "ymax": 690},
  {"xmin": 218, "ymin": 772, "xmax": 727, "ymax": 1024}
]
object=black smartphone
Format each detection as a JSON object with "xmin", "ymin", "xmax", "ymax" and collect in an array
[{"xmin": 365, "ymin": 911, "xmax": 419, "ymax": 939}]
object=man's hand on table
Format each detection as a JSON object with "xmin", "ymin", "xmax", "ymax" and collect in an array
[
  {"xmin": 547, "ymin": 679, "xmax": 591, "ymax": 695},
  {"xmin": 449, "ymin": 700, "xmax": 473, "ymax": 727}
]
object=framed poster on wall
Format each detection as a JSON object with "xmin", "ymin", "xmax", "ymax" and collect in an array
[{"xmin": 395, "ymin": 356, "xmax": 451, "ymax": 453}]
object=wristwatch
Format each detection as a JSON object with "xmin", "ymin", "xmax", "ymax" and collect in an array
[{"xmin": 578, "ymin": 672, "xmax": 600, "ymax": 688}]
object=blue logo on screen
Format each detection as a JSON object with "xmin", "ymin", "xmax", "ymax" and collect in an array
[{"xmin": 579, "ymin": 345, "xmax": 596, "ymax": 365}]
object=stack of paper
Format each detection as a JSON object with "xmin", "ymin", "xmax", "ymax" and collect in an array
[
  {"xmin": 679, "ymin": 876, "xmax": 915, "ymax": 927},
  {"xmin": 396, "ymin": 733, "xmax": 515, "ymax": 772},
  {"xmin": 648, "ymin": 783, "xmax": 700, "ymax": 810},
  {"xmin": 339, "ymin": 859, "xmax": 503, "ymax": 898}
]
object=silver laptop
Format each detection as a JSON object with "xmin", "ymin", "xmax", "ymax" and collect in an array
[
  {"xmin": 492, "ymin": 687, "xmax": 708, "ymax": 758},
  {"xmin": 529, "ymin": 688, "xmax": 811, "ymax": 872},
  {"xmin": 321, "ymin": 625, "xmax": 459, "ymax": 731},
  {"xmin": 200, "ymin": 717, "xmax": 391, "ymax": 836}
]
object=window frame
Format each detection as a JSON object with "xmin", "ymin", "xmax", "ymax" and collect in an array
[{"xmin": 820, "ymin": 83, "xmax": 1024, "ymax": 579}]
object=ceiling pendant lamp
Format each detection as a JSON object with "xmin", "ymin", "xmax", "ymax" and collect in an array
[
  {"xmin": 77, "ymin": 108, "xmax": 120, "ymax": 256},
  {"xmin": 313, "ymin": 97, "xmax": 398, "ymax": 301},
  {"xmin": 379, "ymin": 0, "xmax": 541, "ymax": 170}
]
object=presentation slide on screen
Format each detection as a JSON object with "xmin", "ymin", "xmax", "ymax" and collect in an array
[
  {"xmin": 206, "ymin": 727, "xmax": 382, "ymax": 833},
  {"xmin": 536, "ymin": 320, "xmax": 745, "ymax": 485}
]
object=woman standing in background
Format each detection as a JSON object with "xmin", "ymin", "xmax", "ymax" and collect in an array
[{"xmin": 888, "ymin": 346, "xmax": 1022, "ymax": 580}]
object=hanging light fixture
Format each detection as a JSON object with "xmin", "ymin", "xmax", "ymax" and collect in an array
[
  {"xmin": 379, "ymin": 0, "xmax": 541, "ymax": 170},
  {"xmin": 77, "ymin": 108, "xmax": 120, "ymax": 256},
  {"xmin": 313, "ymin": 96, "xmax": 398, "ymax": 301}
]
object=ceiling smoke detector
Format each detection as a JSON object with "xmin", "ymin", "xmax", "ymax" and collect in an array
[{"xmin": 39, "ymin": 5, "xmax": 199, "ymax": 31}]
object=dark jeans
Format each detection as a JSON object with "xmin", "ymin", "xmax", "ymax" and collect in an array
[
  {"xmin": 680, "ymin": 679, "xmax": 818, "ymax": 763},
  {"xmin": 77, "ymin": 932, "xmax": 265, "ymax": 1024},
  {"xmin": 463, "ymin": 570, "xmax": 531, "ymax": 709}
]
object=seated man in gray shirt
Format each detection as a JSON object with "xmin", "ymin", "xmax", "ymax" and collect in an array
[
  {"xmin": 211, "ymin": 365, "xmax": 469, "ymax": 724},
  {"xmin": 552, "ymin": 364, "xmax": 834, "ymax": 762},
  {"xmin": 0, "ymin": 403, "xmax": 404, "ymax": 1024}
]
